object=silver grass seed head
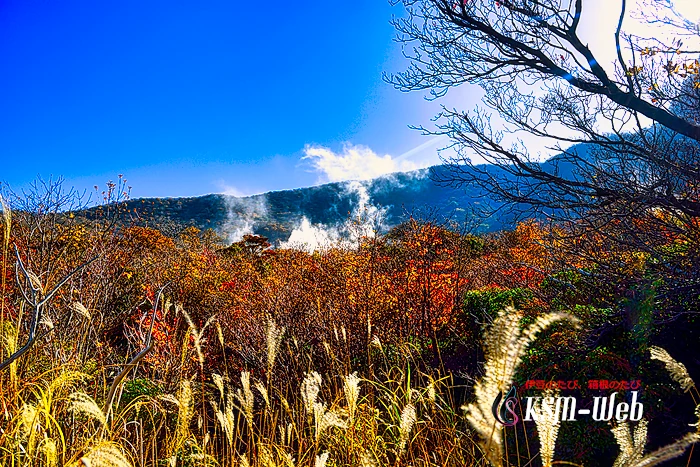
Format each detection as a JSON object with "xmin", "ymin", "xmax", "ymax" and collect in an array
[
  {"xmin": 650, "ymin": 346, "xmax": 695, "ymax": 392},
  {"xmin": 398, "ymin": 403, "xmax": 417, "ymax": 455}
]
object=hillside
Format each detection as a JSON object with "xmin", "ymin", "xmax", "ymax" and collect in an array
[
  {"xmin": 81, "ymin": 146, "xmax": 593, "ymax": 245},
  {"xmin": 81, "ymin": 165, "xmax": 513, "ymax": 245}
]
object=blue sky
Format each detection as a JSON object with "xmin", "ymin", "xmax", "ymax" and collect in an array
[
  {"xmin": 2, "ymin": 0, "xmax": 699, "ymax": 201},
  {"xmin": 0, "ymin": 0, "xmax": 463, "ymax": 199}
]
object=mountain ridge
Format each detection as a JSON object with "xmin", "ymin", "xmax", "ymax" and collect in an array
[{"xmin": 84, "ymin": 144, "xmax": 592, "ymax": 245}]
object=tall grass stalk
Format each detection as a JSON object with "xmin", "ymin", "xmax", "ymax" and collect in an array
[
  {"xmin": 462, "ymin": 307, "xmax": 578, "ymax": 467},
  {"xmin": 0, "ymin": 194, "xmax": 10, "ymax": 362}
]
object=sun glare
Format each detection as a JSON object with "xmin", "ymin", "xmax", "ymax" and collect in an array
[{"xmin": 674, "ymin": 0, "xmax": 700, "ymax": 22}]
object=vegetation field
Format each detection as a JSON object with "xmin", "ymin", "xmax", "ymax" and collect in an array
[{"xmin": 0, "ymin": 180, "xmax": 699, "ymax": 467}]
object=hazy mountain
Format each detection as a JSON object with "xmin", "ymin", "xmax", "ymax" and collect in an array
[
  {"xmin": 86, "ymin": 146, "xmax": 592, "ymax": 245},
  {"xmin": 81, "ymin": 165, "xmax": 503, "ymax": 245}
]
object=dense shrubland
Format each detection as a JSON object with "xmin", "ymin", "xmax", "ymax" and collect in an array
[{"xmin": 0, "ymin": 184, "xmax": 699, "ymax": 466}]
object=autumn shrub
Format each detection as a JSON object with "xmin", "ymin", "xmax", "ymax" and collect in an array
[{"xmin": 3, "ymin": 181, "xmax": 700, "ymax": 465}]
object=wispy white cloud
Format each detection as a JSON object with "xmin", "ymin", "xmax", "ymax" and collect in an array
[
  {"xmin": 395, "ymin": 135, "xmax": 447, "ymax": 163},
  {"xmin": 302, "ymin": 143, "xmax": 424, "ymax": 183}
]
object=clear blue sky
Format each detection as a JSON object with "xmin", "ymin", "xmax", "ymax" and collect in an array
[{"xmin": 1, "ymin": 0, "xmax": 470, "ymax": 200}]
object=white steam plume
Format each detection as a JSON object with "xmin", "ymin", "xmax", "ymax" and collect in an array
[
  {"xmin": 279, "ymin": 180, "xmax": 386, "ymax": 252},
  {"xmin": 221, "ymin": 194, "xmax": 268, "ymax": 243}
]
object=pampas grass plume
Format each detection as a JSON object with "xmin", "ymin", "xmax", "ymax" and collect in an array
[{"xmin": 650, "ymin": 346, "xmax": 695, "ymax": 392}]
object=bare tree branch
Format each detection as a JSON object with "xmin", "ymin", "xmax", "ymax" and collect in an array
[{"xmin": 0, "ymin": 246, "xmax": 97, "ymax": 372}]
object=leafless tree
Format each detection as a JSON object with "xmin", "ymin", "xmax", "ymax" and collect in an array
[
  {"xmin": 388, "ymin": 0, "xmax": 700, "ymax": 328},
  {"xmin": 0, "ymin": 176, "xmax": 89, "ymax": 282},
  {"xmin": 388, "ymin": 0, "xmax": 700, "ymax": 229},
  {"xmin": 0, "ymin": 246, "xmax": 96, "ymax": 372}
]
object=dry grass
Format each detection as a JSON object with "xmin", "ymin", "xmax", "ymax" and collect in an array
[
  {"xmin": 1, "ymin": 304, "xmax": 698, "ymax": 466},
  {"xmin": 461, "ymin": 307, "xmax": 578, "ymax": 467},
  {"xmin": 0, "ymin": 254, "xmax": 697, "ymax": 466},
  {"xmin": 533, "ymin": 388, "xmax": 561, "ymax": 467}
]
